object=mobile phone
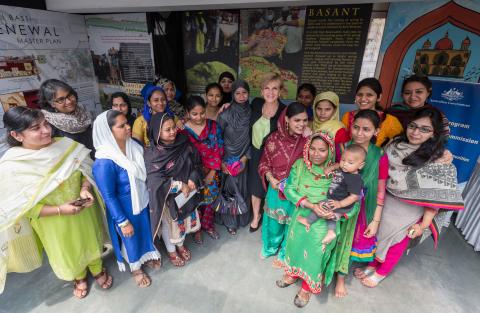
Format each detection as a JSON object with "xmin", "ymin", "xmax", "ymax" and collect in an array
[{"xmin": 72, "ymin": 198, "xmax": 89, "ymax": 206}]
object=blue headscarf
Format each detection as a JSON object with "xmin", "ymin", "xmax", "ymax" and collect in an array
[{"xmin": 141, "ymin": 84, "xmax": 174, "ymax": 123}]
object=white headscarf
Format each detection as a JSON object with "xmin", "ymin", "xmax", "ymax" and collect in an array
[{"xmin": 93, "ymin": 110, "xmax": 148, "ymax": 215}]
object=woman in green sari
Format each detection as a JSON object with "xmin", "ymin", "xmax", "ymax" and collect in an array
[
  {"xmin": 275, "ymin": 131, "xmax": 359, "ymax": 308},
  {"xmin": 0, "ymin": 107, "xmax": 111, "ymax": 299}
]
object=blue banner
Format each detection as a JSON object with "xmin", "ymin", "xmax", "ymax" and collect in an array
[{"xmin": 430, "ymin": 79, "xmax": 480, "ymax": 182}]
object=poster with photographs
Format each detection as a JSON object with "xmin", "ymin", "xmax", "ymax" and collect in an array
[
  {"xmin": 239, "ymin": 7, "xmax": 306, "ymax": 99},
  {"xmin": 0, "ymin": 5, "xmax": 100, "ymax": 155},
  {"xmin": 86, "ymin": 13, "xmax": 155, "ymax": 110},
  {"xmin": 183, "ymin": 10, "xmax": 239, "ymax": 94}
]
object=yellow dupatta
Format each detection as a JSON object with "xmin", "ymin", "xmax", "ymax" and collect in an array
[{"xmin": 312, "ymin": 91, "xmax": 346, "ymax": 137}]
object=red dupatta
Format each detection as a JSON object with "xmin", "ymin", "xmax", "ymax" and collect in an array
[
  {"xmin": 182, "ymin": 119, "xmax": 224, "ymax": 171},
  {"xmin": 258, "ymin": 108, "xmax": 308, "ymax": 191}
]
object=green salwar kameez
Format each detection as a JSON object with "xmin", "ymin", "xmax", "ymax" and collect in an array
[
  {"xmin": 261, "ymin": 186, "xmax": 293, "ymax": 261},
  {"xmin": 26, "ymin": 171, "xmax": 105, "ymax": 280}
]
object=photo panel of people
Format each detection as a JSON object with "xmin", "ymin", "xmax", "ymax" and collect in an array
[
  {"xmin": 239, "ymin": 7, "xmax": 306, "ymax": 99},
  {"xmin": 183, "ymin": 10, "xmax": 240, "ymax": 94}
]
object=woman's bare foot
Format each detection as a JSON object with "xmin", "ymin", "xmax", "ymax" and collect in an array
[
  {"xmin": 296, "ymin": 216, "xmax": 311, "ymax": 231},
  {"xmin": 272, "ymin": 258, "xmax": 284, "ymax": 269},
  {"xmin": 361, "ymin": 273, "xmax": 385, "ymax": 288},
  {"xmin": 193, "ymin": 231, "xmax": 203, "ymax": 244},
  {"xmin": 335, "ymin": 275, "xmax": 347, "ymax": 298}
]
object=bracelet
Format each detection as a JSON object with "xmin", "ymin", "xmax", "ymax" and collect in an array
[
  {"xmin": 372, "ymin": 219, "xmax": 381, "ymax": 223},
  {"xmin": 118, "ymin": 220, "xmax": 130, "ymax": 228},
  {"xmin": 57, "ymin": 206, "xmax": 61, "ymax": 216}
]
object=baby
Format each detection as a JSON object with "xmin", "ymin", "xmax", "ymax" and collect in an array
[{"xmin": 297, "ymin": 144, "xmax": 366, "ymax": 249}]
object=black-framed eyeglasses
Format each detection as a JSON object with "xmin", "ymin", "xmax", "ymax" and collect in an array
[
  {"xmin": 53, "ymin": 93, "xmax": 75, "ymax": 104},
  {"xmin": 407, "ymin": 122, "xmax": 433, "ymax": 134}
]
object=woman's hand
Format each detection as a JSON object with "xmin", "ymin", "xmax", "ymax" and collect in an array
[
  {"xmin": 79, "ymin": 188, "xmax": 95, "ymax": 208},
  {"xmin": 218, "ymin": 102, "xmax": 231, "ymax": 114},
  {"xmin": 407, "ymin": 224, "xmax": 424, "ymax": 239},
  {"xmin": 60, "ymin": 202, "xmax": 85, "ymax": 215},
  {"xmin": 302, "ymin": 126, "xmax": 313, "ymax": 138},
  {"xmin": 239, "ymin": 156, "xmax": 248, "ymax": 173},
  {"xmin": 204, "ymin": 170, "xmax": 215, "ymax": 185},
  {"xmin": 270, "ymin": 177, "xmax": 280, "ymax": 190},
  {"xmin": 181, "ymin": 183, "xmax": 191, "ymax": 197},
  {"xmin": 121, "ymin": 222, "xmax": 134, "ymax": 238},
  {"xmin": 327, "ymin": 200, "xmax": 341, "ymax": 210},
  {"xmin": 221, "ymin": 162, "xmax": 229, "ymax": 175},
  {"xmin": 176, "ymin": 119, "xmax": 185, "ymax": 130},
  {"xmin": 324, "ymin": 164, "xmax": 338, "ymax": 176},
  {"xmin": 312, "ymin": 203, "xmax": 335, "ymax": 219},
  {"xmin": 435, "ymin": 149, "xmax": 453, "ymax": 164},
  {"xmin": 364, "ymin": 221, "xmax": 379, "ymax": 238},
  {"xmin": 187, "ymin": 179, "xmax": 196, "ymax": 191}
]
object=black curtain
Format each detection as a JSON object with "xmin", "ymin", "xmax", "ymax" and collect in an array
[{"xmin": 147, "ymin": 12, "xmax": 187, "ymax": 102}]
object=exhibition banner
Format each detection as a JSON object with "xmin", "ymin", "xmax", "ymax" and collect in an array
[
  {"xmin": 0, "ymin": 5, "xmax": 100, "ymax": 153},
  {"xmin": 86, "ymin": 13, "xmax": 155, "ymax": 110},
  {"xmin": 430, "ymin": 79, "xmax": 480, "ymax": 182},
  {"xmin": 183, "ymin": 10, "xmax": 239, "ymax": 94},
  {"xmin": 299, "ymin": 4, "xmax": 372, "ymax": 102},
  {"xmin": 182, "ymin": 5, "xmax": 371, "ymax": 101}
]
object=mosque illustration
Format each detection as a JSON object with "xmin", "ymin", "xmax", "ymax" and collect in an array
[{"xmin": 413, "ymin": 31, "xmax": 471, "ymax": 78}]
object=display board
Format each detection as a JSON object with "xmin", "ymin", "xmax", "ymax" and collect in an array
[
  {"xmin": 182, "ymin": 5, "xmax": 371, "ymax": 101},
  {"xmin": 86, "ymin": 13, "xmax": 155, "ymax": 110},
  {"xmin": 0, "ymin": 5, "xmax": 100, "ymax": 154},
  {"xmin": 183, "ymin": 10, "xmax": 239, "ymax": 94},
  {"xmin": 378, "ymin": 0, "xmax": 480, "ymax": 182}
]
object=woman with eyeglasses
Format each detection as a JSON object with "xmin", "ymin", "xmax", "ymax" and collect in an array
[
  {"xmin": 356, "ymin": 107, "xmax": 463, "ymax": 288},
  {"xmin": 39, "ymin": 79, "xmax": 95, "ymax": 159},
  {"xmin": 386, "ymin": 74, "xmax": 450, "ymax": 139}
]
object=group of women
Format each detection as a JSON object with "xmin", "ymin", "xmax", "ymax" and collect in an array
[{"xmin": 0, "ymin": 72, "xmax": 463, "ymax": 308}]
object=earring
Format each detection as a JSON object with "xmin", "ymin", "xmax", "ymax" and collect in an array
[{"xmin": 286, "ymin": 121, "xmax": 289, "ymax": 130}]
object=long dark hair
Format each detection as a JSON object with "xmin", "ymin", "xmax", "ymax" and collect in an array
[
  {"xmin": 352, "ymin": 109, "xmax": 380, "ymax": 144},
  {"xmin": 286, "ymin": 102, "xmax": 307, "ymax": 118},
  {"xmin": 356, "ymin": 78, "xmax": 383, "ymax": 111},
  {"xmin": 392, "ymin": 107, "xmax": 445, "ymax": 167},
  {"xmin": 3, "ymin": 107, "xmax": 46, "ymax": 146}
]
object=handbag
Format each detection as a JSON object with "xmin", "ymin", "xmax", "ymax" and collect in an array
[{"xmin": 212, "ymin": 174, "xmax": 248, "ymax": 215}]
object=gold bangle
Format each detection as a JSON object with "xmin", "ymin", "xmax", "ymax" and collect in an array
[{"xmin": 57, "ymin": 206, "xmax": 61, "ymax": 216}]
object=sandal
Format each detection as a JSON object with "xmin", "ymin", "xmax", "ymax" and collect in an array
[
  {"xmin": 294, "ymin": 289, "xmax": 311, "ymax": 308},
  {"xmin": 168, "ymin": 252, "xmax": 185, "ymax": 267},
  {"xmin": 227, "ymin": 227, "xmax": 237, "ymax": 235},
  {"xmin": 361, "ymin": 273, "xmax": 385, "ymax": 288},
  {"xmin": 205, "ymin": 229, "xmax": 220, "ymax": 240},
  {"xmin": 73, "ymin": 278, "xmax": 89, "ymax": 299},
  {"xmin": 193, "ymin": 231, "xmax": 203, "ymax": 245},
  {"xmin": 275, "ymin": 275, "xmax": 297, "ymax": 288},
  {"xmin": 145, "ymin": 259, "xmax": 162, "ymax": 270},
  {"xmin": 132, "ymin": 270, "xmax": 151, "ymax": 288},
  {"xmin": 354, "ymin": 267, "xmax": 374, "ymax": 280},
  {"xmin": 93, "ymin": 268, "xmax": 113, "ymax": 290},
  {"xmin": 177, "ymin": 246, "xmax": 191, "ymax": 261}
]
